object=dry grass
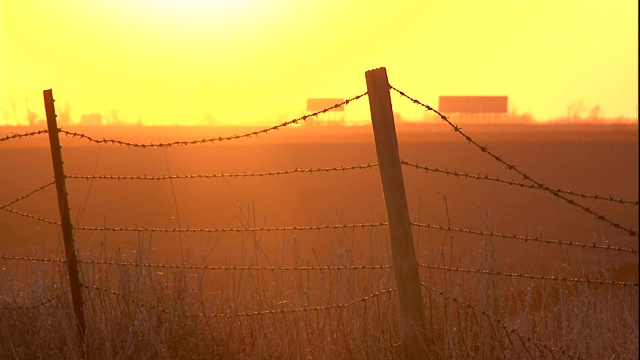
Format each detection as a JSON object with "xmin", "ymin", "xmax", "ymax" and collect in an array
[
  {"xmin": 1, "ymin": 124, "xmax": 637, "ymax": 359},
  {"xmin": 1, "ymin": 218, "xmax": 637, "ymax": 360}
]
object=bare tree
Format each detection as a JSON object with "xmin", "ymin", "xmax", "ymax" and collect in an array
[
  {"xmin": 566, "ymin": 100, "xmax": 585, "ymax": 122},
  {"xmin": 109, "ymin": 109, "xmax": 121, "ymax": 125},
  {"xmin": 58, "ymin": 101, "xmax": 72, "ymax": 125},
  {"xmin": 11, "ymin": 100, "xmax": 18, "ymax": 124},
  {"xmin": 25, "ymin": 97, "xmax": 39, "ymax": 126},
  {"xmin": 588, "ymin": 105, "xmax": 601, "ymax": 121}
]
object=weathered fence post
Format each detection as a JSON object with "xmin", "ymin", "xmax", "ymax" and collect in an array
[
  {"xmin": 365, "ymin": 68, "xmax": 428, "ymax": 359},
  {"xmin": 43, "ymin": 89, "xmax": 86, "ymax": 344}
]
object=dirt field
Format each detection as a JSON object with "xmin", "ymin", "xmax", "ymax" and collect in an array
[{"xmin": 1, "ymin": 123, "xmax": 638, "ymax": 279}]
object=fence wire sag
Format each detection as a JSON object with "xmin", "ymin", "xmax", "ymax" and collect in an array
[
  {"xmin": 73, "ymin": 222, "xmax": 389, "ymax": 233},
  {"xmin": 402, "ymin": 160, "xmax": 639, "ymax": 206},
  {"xmin": 1, "ymin": 181, "xmax": 56, "ymax": 208},
  {"xmin": 0, "ymin": 129, "xmax": 49, "ymax": 143},
  {"xmin": 421, "ymin": 282, "xmax": 576, "ymax": 359},
  {"xmin": 0, "ymin": 290, "xmax": 70, "ymax": 311},
  {"xmin": 0, "ymin": 205, "xmax": 60, "ymax": 225},
  {"xmin": 76, "ymin": 259, "xmax": 392, "ymax": 272},
  {"xmin": 392, "ymin": 85, "xmax": 639, "ymax": 237},
  {"xmin": 83, "ymin": 284, "xmax": 396, "ymax": 318},
  {"xmin": 57, "ymin": 93, "xmax": 367, "ymax": 148},
  {"xmin": 2, "ymin": 255, "xmax": 633, "ymax": 287},
  {"xmin": 419, "ymin": 263, "xmax": 638, "ymax": 287},
  {"xmin": 411, "ymin": 222, "xmax": 638, "ymax": 254},
  {"xmin": 66, "ymin": 163, "xmax": 379, "ymax": 181}
]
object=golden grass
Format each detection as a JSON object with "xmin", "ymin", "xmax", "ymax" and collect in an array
[{"xmin": 1, "ymin": 220, "xmax": 637, "ymax": 360}]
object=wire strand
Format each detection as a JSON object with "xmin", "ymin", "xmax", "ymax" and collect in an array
[
  {"xmin": 411, "ymin": 222, "xmax": 638, "ymax": 254},
  {"xmin": 2, "ymin": 256, "xmax": 634, "ymax": 287},
  {"xmin": 0, "ymin": 129, "xmax": 49, "ymax": 143},
  {"xmin": 1, "ymin": 181, "xmax": 55, "ymax": 208},
  {"xmin": 421, "ymin": 282, "xmax": 576, "ymax": 359},
  {"xmin": 402, "ymin": 160, "xmax": 638, "ymax": 206},
  {"xmin": 66, "ymin": 163, "xmax": 379, "ymax": 181},
  {"xmin": 392, "ymin": 86, "xmax": 639, "ymax": 237},
  {"xmin": 57, "ymin": 94, "xmax": 367, "ymax": 148}
]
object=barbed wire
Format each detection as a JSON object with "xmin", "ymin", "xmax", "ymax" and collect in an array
[
  {"xmin": 66, "ymin": 163, "xmax": 379, "ymax": 181},
  {"xmin": 2, "ymin": 199, "xmax": 636, "ymax": 255},
  {"xmin": 203, "ymin": 287, "xmax": 396, "ymax": 318},
  {"xmin": 4, "ymin": 255, "xmax": 634, "ymax": 288},
  {"xmin": 0, "ymin": 255, "xmax": 392, "ymax": 271},
  {"xmin": 73, "ymin": 222, "xmax": 389, "ymax": 233},
  {"xmin": 80, "ymin": 259, "xmax": 392, "ymax": 271},
  {"xmin": 0, "ymin": 289, "xmax": 70, "ymax": 311},
  {"xmin": 84, "ymin": 284, "xmax": 396, "ymax": 318},
  {"xmin": 419, "ymin": 264, "xmax": 638, "ymax": 287},
  {"xmin": 411, "ymin": 222, "xmax": 638, "ymax": 254},
  {"xmin": 0, "ymin": 255, "xmax": 65, "ymax": 263},
  {"xmin": 1, "ymin": 181, "xmax": 56, "ymax": 208},
  {"xmin": 421, "ymin": 282, "xmax": 576, "ymax": 359},
  {"xmin": 82, "ymin": 284, "xmax": 171, "ymax": 314},
  {"xmin": 401, "ymin": 160, "xmax": 639, "ymax": 206},
  {"xmin": 57, "ymin": 94, "xmax": 367, "ymax": 148},
  {"xmin": 0, "ymin": 205, "xmax": 60, "ymax": 225},
  {"xmin": 391, "ymin": 86, "xmax": 639, "ymax": 237},
  {"xmin": 0, "ymin": 129, "xmax": 49, "ymax": 143}
]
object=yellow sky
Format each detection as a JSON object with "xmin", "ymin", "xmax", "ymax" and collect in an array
[{"xmin": 1, "ymin": 0, "xmax": 638, "ymax": 126}]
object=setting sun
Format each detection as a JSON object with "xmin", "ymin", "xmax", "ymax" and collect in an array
[
  {"xmin": 1, "ymin": 1, "xmax": 637, "ymax": 125},
  {"xmin": 1, "ymin": 2, "xmax": 638, "ymax": 358},
  {"xmin": 122, "ymin": 0, "xmax": 271, "ymax": 24}
]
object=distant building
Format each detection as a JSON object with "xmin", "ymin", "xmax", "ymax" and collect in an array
[
  {"xmin": 306, "ymin": 98, "xmax": 345, "ymax": 126},
  {"xmin": 438, "ymin": 96, "xmax": 508, "ymax": 124},
  {"xmin": 79, "ymin": 113, "xmax": 103, "ymax": 126}
]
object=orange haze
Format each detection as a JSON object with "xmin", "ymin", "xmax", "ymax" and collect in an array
[{"xmin": 1, "ymin": 1, "xmax": 638, "ymax": 126}]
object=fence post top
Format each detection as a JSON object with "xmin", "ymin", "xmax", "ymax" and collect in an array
[{"xmin": 365, "ymin": 67, "xmax": 387, "ymax": 75}]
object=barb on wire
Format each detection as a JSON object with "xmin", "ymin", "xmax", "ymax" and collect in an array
[
  {"xmin": 411, "ymin": 222, "xmax": 638, "ymax": 254},
  {"xmin": 84, "ymin": 283, "xmax": 396, "ymax": 318},
  {"xmin": 203, "ymin": 287, "xmax": 396, "ymax": 318},
  {"xmin": 392, "ymin": 86, "xmax": 638, "ymax": 237},
  {"xmin": 6, "ymin": 255, "xmax": 630, "ymax": 287},
  {"xmin": 74, "ymin": 222, "xmax": 388, "ymax": 233},
  {"xmin": 79, "ymin": 259, "xmax": 392, "ymax": 271},
  {"xmin": 0, "ymin": 205, "xmax": 60, "ymax": 225},
  {"xmin": 0, "ymin": 289, "xmax": 70, "ymax": 311},
  {"xmin": 0, "ymin": 129, "xmax": 48, "ymax": 143},
  {"xmin": 419, "ymin": 263, "xmax": 638, "ymax": 287},
  {"xmin": 1, "ymin": 181, "xmax": 56, "ymax": 208},
  {"xmin": 82, "ymin": 284, "xmax": 170, "ymax": 314},
  {"xmin": 402, "ymin": 160, "xmax": 639, "ymax": 206},
  {"xmin": 0, "ymin": 255, "xmax": 392, "ymax": 271},
  {"xmin": 0, "ymin": 255, "xmax": 65, "ymax": 263},
  {"xmin": 67, "ymin": 163, "xmax": 380, "ymax": 181},
  {"xmin": 58, "ymin": 93, "xmax": 367, "ymax": 148},
  {"xmin": 421, "ymin": 282, "xmax": 576, "ymax": 359}
]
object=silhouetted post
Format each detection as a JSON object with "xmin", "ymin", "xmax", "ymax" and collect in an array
[
  {"xmin": 44, "ymin": 89, "xmax": 86, "ymax": 344},
  {"xmin": 365, "ymin": 68, "xmax": 428, "ymax": 359}
]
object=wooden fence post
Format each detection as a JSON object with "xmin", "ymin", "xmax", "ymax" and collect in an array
[
  {"xmin": 43, "ymin": 89, "xmax": 87, "ymax": 344},
  {"xmin": 365, "ymin": 68, "xmax": 428, "ymax": 359}
]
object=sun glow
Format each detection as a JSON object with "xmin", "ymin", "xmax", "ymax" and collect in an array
[
  {"xmin": 126, "ymin": 0, "xmax": 268, "ymax": 23},
  {"xmin": 1, "ymin": 1, "xmax": 637, "ymax": 126},
  {"xmin": 160, "ymin": 0, "xmax": 255, "ymax": 10}
]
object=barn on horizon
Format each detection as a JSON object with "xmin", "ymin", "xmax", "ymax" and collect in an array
[
  {"xmin": 438, "ymin": 96, "xmax": 508, "ymax": 124},
  {"xmin": 78, "ymin": 113, "xmax": 104, "ymax": 126},
  {"xmin": 306, "ymin": 98, "xmax": 345, "ymax": 126}
]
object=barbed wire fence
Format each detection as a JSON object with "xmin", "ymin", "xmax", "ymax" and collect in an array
[
  {"xmin": 391, "ymin": 86, "xmax": 638, "ymax": 237},
  {"xmin": 1, "ymin": 255, "xmax": 636, "ymax": 288},
  {"xmin": 1, "ymin": 68, "xmax": 638, "ymax": 358},
  {"xmin": 0, "ymin": 129, "xmax": 49, "ymax": 142}
]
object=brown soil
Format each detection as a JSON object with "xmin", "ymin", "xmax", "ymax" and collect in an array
[{"xmin": 1, "ymin": 124, "xmax": 637, "ymax": 281}]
